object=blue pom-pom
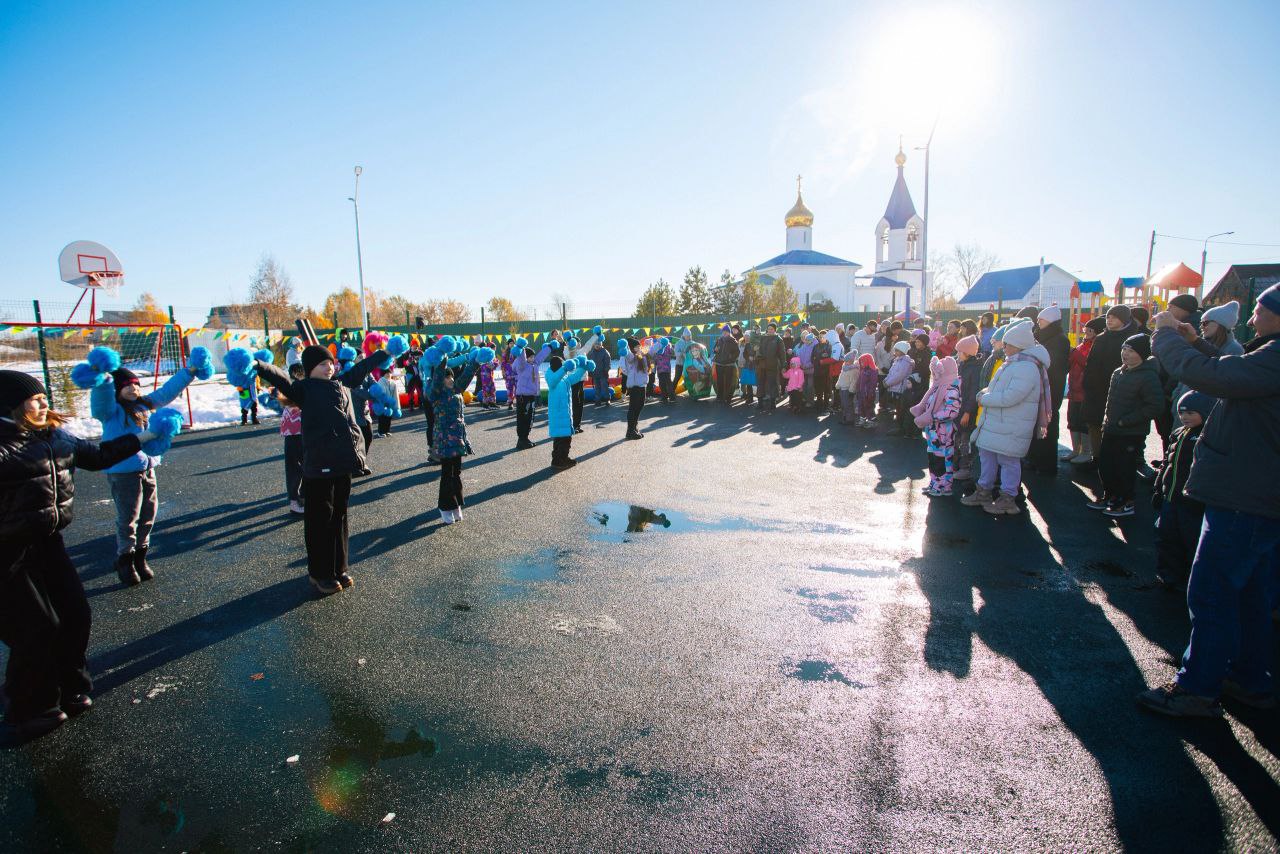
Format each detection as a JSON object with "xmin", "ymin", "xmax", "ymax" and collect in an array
[
  {"xmin": 475, "ymin": 346, "xmax": 496, "ymax": 365},
  {"xmin": 660, "ymin": 337, "xmax": 670, "ymax": 346},
  {"xmin": 617, "ymin": 339, "xmax": 629, "ymax": 356},
  {"xmin": 338, "ymin": 345, "xmax": 358, "ymax": 363},
  {"xmin": 86, "ymin": 346, "xmax": 121, "ymax": 373},
  {"xmin": 71, "ymin": 362, "xmax": 111, "ymax": 389},
  {"xmin": 515, "ymin": 337, "xmax": 528, "ymax": 349},
  {"xmin": 562, "ymin": 329, "xmax": 572, "ymax": 339},
  {"xmin": 446, "ymin": 354, "xmax": 467, "ymax": 369},
  {"xmin": 457, "ymin": 338, "xmax": 471, "ymax": 352},
  {"xmin": 566, "ymin": 337, "xmax": 579, "ymax": 350},
  {"xmin": 423, "ymin": 348, "xmax": 445, "ymax": 367},
  {"xmin": 253, "ymin": 348, "xmax": 274, "ymax": 365},
  {"xmin": 436, "ymin": 336, "xmax": 457, "ymax": 354},
  {"xmin": 549, "ymin": 340, "xmax": 562, "ymax": 353},
  {"xmin": 575, "ymin": 355, "xmax": 587, "ymax": 369},
  {"xmin": 386, "ymin": 334, "xmax": 410, "ymax": 357},
  {"xmin": 141, "ymin": 435, "xmax": 172, "ymax": 457},
  {"xmin": 151, "ymin": 408, "xmax": 184, "ymax": 438},
  {"xmin": 187, "ymin": 346, "xmax": 214, "ymax": 380},
  {"xmin": 593, "ymin": 325, "xmax": 602, "ymax": 337},
  {"xmin": 584, "ymin": 359, "xmax": 596, "ymax": 372},
  {"xmin": 257, "ymin": 392, "xmax": 273, "ymax": 407},
  {"xmin": 224, "ymin": 347, "xmax": 253, "ymax": 373}
]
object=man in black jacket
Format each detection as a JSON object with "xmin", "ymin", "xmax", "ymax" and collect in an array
[
  {"xmin": 755, "ymin": 323, "xmax": 785, "ymax": 412},
  {"xmin": 712, "ymin": 326, "xmax": 740, "ymax": 405},
  {"xmin": 256, "ymin": 344, "xmax": 386, "ymax": 595},
  {"xmin": 1027, "ymin": 305, "xmax": 1071, "ymax": 474},
  {"xmin": 1080, "ymin": 304, "xmax": 1137, "ymax": 468}
]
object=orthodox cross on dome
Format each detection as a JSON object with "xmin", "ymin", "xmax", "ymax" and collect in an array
[
  {"xmin": 785, "ymin": 173, "xmax": 814, "ymax": 228},
  {"xmin": 796, "ymin": 173, "xmax": 802, "ymax": 194}
]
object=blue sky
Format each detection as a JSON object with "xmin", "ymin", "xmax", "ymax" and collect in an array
[{"xmin": 2, "ymin": 0, "xmax": 1277, "ymax": 324}]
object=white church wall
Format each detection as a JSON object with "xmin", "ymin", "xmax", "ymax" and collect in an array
[{"xmin": 785, "ymin": 226, "xmax": 812, "ymax": 252}]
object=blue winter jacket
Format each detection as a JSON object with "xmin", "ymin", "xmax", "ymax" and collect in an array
[
  {"xmin": 91, "ymin": 369, "xmax": 195, "ymax": 474},
  {"xmin": 546, "ymin": 361, "xmax": 587, "ymax": 438}
]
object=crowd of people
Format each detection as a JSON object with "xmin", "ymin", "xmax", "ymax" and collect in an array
[{"xmin": 1, "ymin": 283, "xmax": 1277, "ymax": 742}]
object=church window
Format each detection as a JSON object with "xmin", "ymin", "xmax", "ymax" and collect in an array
[
  {"xmin": 880, "ymin": 229, "xmax": 889, "ymax": 262},
  {"xmin": 907, "ymin": 224, "xmax": 918, "ymax": 261}
]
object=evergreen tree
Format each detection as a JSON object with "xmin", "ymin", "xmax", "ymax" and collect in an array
[
  {"xmin": 712, "ymin": 268, "xmax": 741, "ymax": 314},
  {"xmin": 765, "ymin": 274, "xmax": 799, "ymax": 314},
  {"xmin": 676, "ymin": 265, "xmax": 712, "ymax": 314},
  {"xmin": 634, "ymin": 278, "xmax": 676, "ymax": 318}
]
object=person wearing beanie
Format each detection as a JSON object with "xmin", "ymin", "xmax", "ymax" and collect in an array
[
  {"xmin": 1130, "ymin": 305, "xmax": 1152, "ymax": 335},
  {"xmin": 0, "ymin": 371, "xmax": 160, "ymax": 743},
  {"xmin": 546, "ymin": 353, "xmax": 589, "ymax": 469},
  {"xmin": 935, "ymin": 320, "xmax": 962, "ymax": 359},
  {"xmin": 1087, "ymin": 333, "xmax": 1163, "ymax": 517},
  {"xmin": 426, "ymin": 343, "xmax": 489, "ymax": 518},
  {"xmin": 952, "ymin": 335, "xmax": 984, "ymax": 481},
  {"xmin": 86, "ymin": 347, "xmax": 202, "ymax": 586},
  {"xmin": 1015, "ymin": 305, "xmax": 1040, "ymax": 323},
  {"xmin": 623, "ymin": 337, "xmax": 651, "ymax": 438},
  {"xmin": 512, "ymin": 338, "xmax": 551, "ymax": 450},
  {"xmin": 962, "ymin": 321, "xmax": 1051, "ymax": 515},
  {"xmin": 712, "ymin": 325, "xmax": 741, "ymax": 405},
  {"xmin": 1026, "ymin": 305, "xmax": 1071, "ymax": 474},
  {"xmin": 1151, "ymin": 390, "xmax": 1214, "ymax": 591},
  {"xmin": 1137, "ymin": 283, "xmax": 1280, "ymax": 716},
  {"xmin": 254, "ymin": 339, "xmax": 391, "ymax": 594},
  {"xmin": 1080, "ymin": 304, "xmax": 1138, "ymax": 468},
  {"xmin": 884, "ymin": 340, "xmax": 916, "ymax": 435},
  {"xmin": 755, "ymin": 323, "xmax": 785, "ymax": 412},
  {"xmin": 1064, "ymin": 317, "xmax": 1103, "ymax": 463},
  {"xmin": 1168, "ymin": 293, "xmax": 1200, "ymax": 324},
  {"xmin": 285, "ymin": 336, "xmax": 305, "ymax": 369},
  {"xmin": 910, "ymin": 356, "xmax": 963, "ymax": 496}
]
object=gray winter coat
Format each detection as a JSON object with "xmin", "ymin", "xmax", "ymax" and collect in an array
[
  {"xmin": 972, "ymin": 343, "xmax": 1049, "ymax": 458},
  {"xmin": 1151, "ymin": 328, "xmax": 1280, "ymax": 519}
]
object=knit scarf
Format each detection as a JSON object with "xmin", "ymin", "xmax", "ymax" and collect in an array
[{"xmin": 1007, "ymin": 351, "xmax": 1052, "ymax": 439}]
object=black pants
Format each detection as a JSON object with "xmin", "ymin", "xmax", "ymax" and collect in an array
[
  {"xmin": 377, "ymin": 415, "xmax": 392, "ymax": 435},
  {"xmin": 406, "ymin": 377, "xmax": 422, "ymax": 409},
  {"xmin": 284, "ymin": 434, "xmax": 304, "ymax": 504},
  {"xmin": 1156, "ymin": 498, "xmax": 1204, "ymax": 586},
  {"xmin": 1097, "ymin": 433, "xmax": 1141, "ymax": 504},
  {"xmin": 0, "ymin": 533, "xmax": 91, "ymax": 722},
  {"xmin": 627, "ymin": 386, "xmax": 645, "ymax": 433},
  {"xmin": 814, "ymin": 369, "xmax": 829, "ymax": 407},
  {"xmin": 714, "ymin": 364, "xmax": 737, "ymax": 403},
  {"xmin": 552, "ymin": 435, "xmax": 572, "ymax": 465},
  {"xmin": 423, "ymin": 402, "xmax": 435, "ymax": 447},
  {"xmin": 359, "ymin": 420, "xmax": 373, "ymax": 452},
  {"xmin": 658, "ymin": 370, "xmax": 675, "ymax": 401},
  {"xmin": 302, "ymin": 475, "xmax": 351, "ymax": 582},
  {"xmin": 572, "ymin": 381, "xmax": 584, "ymax": 431},
  {"xmin": 757, "ymin": 366, "xmax": 778, "ymax": 406},
  {"xmin": 1026, "ymin": 397, "xmax": 1062, "ymax": 472},
  {"xmin": 516, "ymin": 394, "xmax": 536, "ymax": 442},
  {"xmin": 438, "ymin": 456, "xmax": 463, "ymax": 510},
  {"xmin": 1154, "ymin": 406, "xmax": 1174, "ymax": 455},
  {"xmin": 241, "ymin": 400, "xmax": 258, "ymax": 424}
]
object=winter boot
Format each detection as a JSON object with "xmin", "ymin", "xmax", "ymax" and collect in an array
[
  {"xmin": 960, "ymin": 487, "xmax": 994, "ymax": 507},
  {"xmin": 116, "ymin": 551, "xmax": 141, "ymax": 586},
  {"xmin": 1070, "ymin": 433, "xmax": 1093, "ymax": 465},
  {"xmin": 133, "ymin": 545, "xmax": 154, "ymax": 581},
  {"xmin": 241, "ymin": 411, "xmax": 248, "ymax": 426},
  {"xmin": 984, "ymin": 492, "xmax": 1022, "ymax": 515}
]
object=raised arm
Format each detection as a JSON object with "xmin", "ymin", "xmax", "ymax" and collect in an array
[
  {"xmin": 71, "ymin": 431, "xmax": 143, "ymax": 471},
  {"xmin": 255, "ymin": 359, "xmax": 304, "ymax": 404},
  {"xmin": 1152, "ymin": 328, "xmax": 1280, "ymax": 400},
  {"xmin": 342, "ymin": 351, "xmax": 386, "ymax": 390}
]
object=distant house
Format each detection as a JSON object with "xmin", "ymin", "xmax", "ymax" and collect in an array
[
  {"xmin": 206, "ymin": 304, "xmax": 271, "ymax": 328},
  {"xmin": 1203, "ymin": 263, "xmax": 1280, "ymax": 308},
  {"xmin": 958, "ymin": 263, "xmax": 1080, "ymax": 312}
]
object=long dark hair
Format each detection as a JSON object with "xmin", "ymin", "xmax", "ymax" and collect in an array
[
  {"xmin": 118, "ymin": 389, "xmax": 155, "ymax": 428},
  {"xmin": 11, "ymin": 404, "xmax": 66, "ymax": 433},
  {"xmin": 1203, "ymin": 321, "xmax": 1232, "ymax": 349}
]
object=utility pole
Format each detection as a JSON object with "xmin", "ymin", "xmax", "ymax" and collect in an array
[
  {"xmin": 1199, "ymin": 230, "xmax": 1234, "ymax": 301},
  {"xmin": 348, "ymin": 166, "xmax": 367, "ymax": 334},
  {"xmin": 1145, "ymin": 229, "xmax": 1156, "ymax": 279},
  {"xmin": 917, "ymin": 120, "xmax": 936, "ymax": 318}
]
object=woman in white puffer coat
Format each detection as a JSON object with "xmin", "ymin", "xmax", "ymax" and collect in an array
[{"xmin": 962, "ymin": 320, "xmax": 1050, "ymax": 516}]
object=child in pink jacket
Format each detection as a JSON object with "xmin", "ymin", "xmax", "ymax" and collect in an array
[{"xmin": 783, "ymin": 357, "xmax": 805, "ymax": 413}]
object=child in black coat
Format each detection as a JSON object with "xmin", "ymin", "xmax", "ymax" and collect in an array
[
  {"xmin": 1152, "ymin": 391, "xmax": 1214, "ymax": 590},
  {"xmin": 0, "ymin": 371, "xmax": 162, "ymax": 743}
]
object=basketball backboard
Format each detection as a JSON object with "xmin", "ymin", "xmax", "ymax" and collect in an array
[{"xmin": 58, "ymin": 240, "xmax": 123, "ymax": 288}]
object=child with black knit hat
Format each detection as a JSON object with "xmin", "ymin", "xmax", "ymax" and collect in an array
[
  {"xmin": 253, "ymin": 342, "xmax": 390, "ymax": 594},
  {"xmin": 1152, "ymin": 391, "xmax": 1214, "ymax": 589},
  {"xmin": 0, "ymin": 370, "xmax": 167, "ymax": 743},
  {"xmin": 1088, "ymin": 333, "xmax": 1164, "ymax": 518}
]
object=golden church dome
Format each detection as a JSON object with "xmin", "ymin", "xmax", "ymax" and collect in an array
[{"xmin": 785, "ymin": 192, "xmax": 814, "ymax": 228}]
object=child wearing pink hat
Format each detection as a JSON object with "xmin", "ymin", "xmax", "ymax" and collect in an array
[
  {"xmin": 952, "ymin": 335, "xmax": 982, "ymax": 482},
  {"xmin": 910, "ymin": 356, "xmax": 963, "ymax": 496}
]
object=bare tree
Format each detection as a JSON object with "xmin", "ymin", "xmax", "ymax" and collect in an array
[
  {"xmin": 935, "ymin": 243, "xmax": 1000, "ymax": 307},
  {"xmin": 249, "ymin": 254, "xmax": 301, "ymax": 327}
]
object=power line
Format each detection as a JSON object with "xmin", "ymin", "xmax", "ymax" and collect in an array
[{"xmin": 1155, "ymin": 233, "xmax": 1280, "ymax": 248}]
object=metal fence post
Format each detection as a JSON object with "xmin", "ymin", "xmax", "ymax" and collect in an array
[
  {"xmin": 262, "ymin": 309, "xmax": 270, "ymax": 342},
  {"xmin": 168, "ymin": 305, "xmax": 176, "ymax": 325},
  {"xmin": 32, "ymin": 300, "xmax": 53, "ymax": 407}
]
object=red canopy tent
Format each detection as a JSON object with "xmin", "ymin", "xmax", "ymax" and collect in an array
[{"xmin": 1145, "ymin": 262, "xmax": 1203, "ymax": 300}]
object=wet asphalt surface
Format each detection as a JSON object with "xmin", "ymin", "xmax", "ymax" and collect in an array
[{"xmin": 2, "ymin": 397, "xmax": 1278, "ymax": 852}]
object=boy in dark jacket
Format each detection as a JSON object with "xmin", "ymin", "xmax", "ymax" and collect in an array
[
  {"xmin": 1081, "ymin": 304, "xmax": 1138, "ymax": 468},
  {"xmin": 1152, "ymin": 391, "xmax": 1213, "ymax": 590},
  {"xmin": 755, "ymin": 323, "xmax": 785, "ymax": 412},
  {"xmin": 255, "ymin": 344, "xmax": 387, "ymax": 595},
  {"xmin": 1088, "ymin": 334, "xmax": 1165, "ymax": 518}
]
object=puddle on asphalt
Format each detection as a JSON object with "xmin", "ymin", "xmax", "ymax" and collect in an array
[
  {"xmin": 782, "ymin": 658, "xmax": 866, "ymax": 687},
  {"xmin": 494, "ymin": 550, "xmax": 565, "ymax": 600},
  {"xmin": 589, "ymin": 503, "xmax": 865, "ymax": 544},
  {"xmin": 791, "ymin": 588, "xmax": 860, "ymax": 623}
]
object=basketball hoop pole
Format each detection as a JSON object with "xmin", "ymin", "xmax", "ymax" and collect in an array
[{"xmin": 349, "ymin": 165, "xmax": 367, "ymax": 335}]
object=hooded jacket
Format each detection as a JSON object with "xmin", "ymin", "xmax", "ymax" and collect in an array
[
  {"xmin": 1082, "ymin": 320, "xmax": 1137, "ymax": 424},
  {"xmin": 756, "ymin": 332, "xmax": 785, "ymax": 369},
  {"xmin": 958, "ymin": 354, "xmax": 984, "ymax": 418},
  {"xmin": 1102, "ymin": 358, "xmax": 1164, "ymax": 436},
  {"xmin": 783, "ymin": 357, "xmax": 805, "ymax": 393},
  {"xmin": 428, "ymin": 359, "xmax": 480, "ymax": 457},
  {"xmin": 0, "ymin": 420, "xmax": 142, "ymax": 545},
  {"xmin": 547, "ymin": 359, "xmax": 588, "ymax": 438},
  {"xmin": 714, "ymin": 333, "xmax": 740, "ymax": 366},
  {"xmin": 1151, "ymin": 328, "xmax": 1280, "ymax": 518},
  {"xmin": 1034, "ymin": 320, "xmax": 1071, "ymax": 407},
  {"xmin": 972, "ymin": 343, "xmax": 1050, "ymax": 457},
  {"xmin": 513, "ymin": 344, "xmax": 550, "ymax": 397},
  {"xmin": 1067, "ymin": 337, "xmax": 1094, "ymax": 403},
  {"xmin": 91, "ymin": 368, "xmax": 195, "ymax": 474}
]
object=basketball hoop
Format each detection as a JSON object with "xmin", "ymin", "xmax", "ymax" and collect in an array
[{"xmin": 87, "ymin": 270, "xmax": 124, "ymax": 299}]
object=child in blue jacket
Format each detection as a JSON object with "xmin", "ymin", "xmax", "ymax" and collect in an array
[
  {"xmin": 88, "ymin": 352, "xmax": 202, "ymax": 586},
  {"xmin": 547, "ymin": 354, "xmax": 589, "ymax": 470}
]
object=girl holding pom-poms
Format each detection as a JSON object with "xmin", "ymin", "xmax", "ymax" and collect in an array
[
  {"xmin": 77, "ymin": 344, "xmax": 211, "ymax": 586},
  {"xmin": 0, "ymin": 370, "xmax": 175, "ymax": 744},
  {"xmin": 425, "ymin": 339, "xmax": 495, "ymax": 523}
]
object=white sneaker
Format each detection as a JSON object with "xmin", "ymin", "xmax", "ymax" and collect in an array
[
  {"xmin": 289, "ymin": 500, "xmax": 305, "ymax": 515},
  {"xmin": 439, "ymin": 508, "xmax": 455, "ymax": 524},
  {"xmin": 1069, "ymin": 453, "xmax": 1093, "ymax": 465},
  {"xmin": 453, "ymin": 507, "xmax": 464, "ymax": 522}
]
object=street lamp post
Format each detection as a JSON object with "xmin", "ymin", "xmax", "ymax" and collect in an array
[
  {"xmin": 348, "ymin": 166, "xmax": 368, "ymax": 333},
  {"xmin": 915, "ymin": 118, "xmax": 937, "ymax": 319},
  {"xmin": 1199, "ymin": 230, "xmax": 1234, "ymax": 300}
]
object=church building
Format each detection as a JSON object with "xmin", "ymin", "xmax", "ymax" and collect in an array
[{"xmin": 742, "ymin": 148, "xmax": 924, "ymax": 314}]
